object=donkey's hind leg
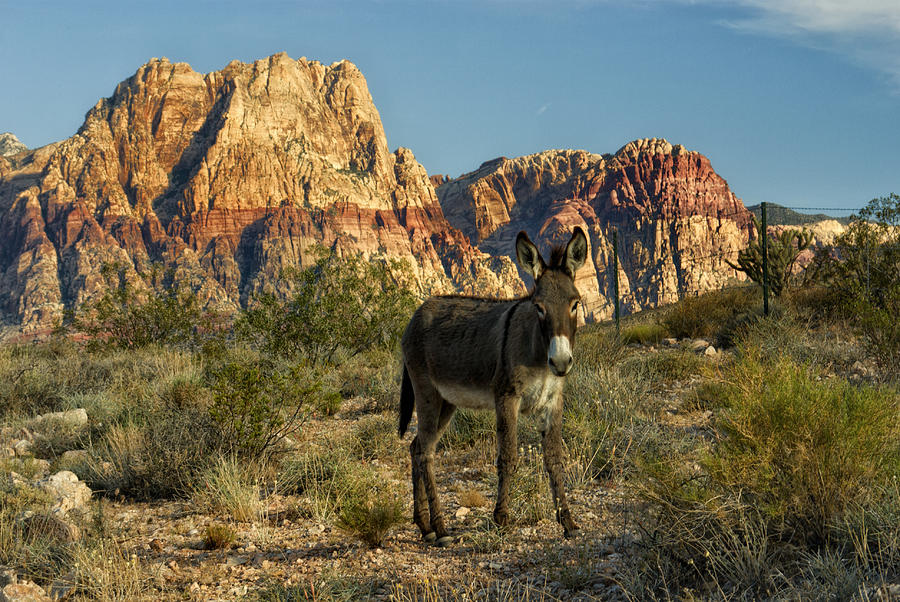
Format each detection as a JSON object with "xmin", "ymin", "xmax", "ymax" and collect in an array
[{"xmin": 415, "ymin": 396, "xmax": 456, "ymax": 545}]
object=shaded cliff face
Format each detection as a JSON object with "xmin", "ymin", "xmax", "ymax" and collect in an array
[
  {"xmin": 436, "ymin": 138, "xmax": 755, "ymax": 320},
  {"xmin": 0, "ymin": 54, "xmax": 521, "ymax": 330}
]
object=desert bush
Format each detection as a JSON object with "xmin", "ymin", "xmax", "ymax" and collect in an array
[
  {"xmin": 207, "ymin": 360, "xmax": 315, "ymax": 458},
  {"xmin": 574, "ymin": 324, "xmax": 624, "ymax": 368},
  {"xmin": 635, "ymin": 345, "xmax": 900, "ymax": 596},
  {"xmin": 806, "ymin": 194, "xmax": 900, "ymax": 377},
  {"xmin": 71, "ymin": 538, "xmax": 150, "ymax": 601},
  {"xmin": 73, "ymin": 263, "xmax": 213, "ymax": 350},
  {"xmin": 336, "ymin": 347, "xmax": 402, "ymax": 412},
  {"xmin": 336, "ymin": 482, "xmax": 405, "ymax": 548},
  {"xmin": 84, "ymin": 403, "xmax": 224, "ymax": 499},
  {"xmin": 661, "ymin": 286, "xmax": 760, "ymax": 344},
  {"xmin": 280, "ymin": 444, "xmax": 374, "ymax": 523},
  {"xmin": 441, "ymin": 408, "xmax": 495, "ymax": 450},
  {"xmin": 728, "ymin": 216, "xmax": 813, "ymax": 297},
  {"xmin": 238, "ymin": 248, "xmax": 417, "ymax": 365},
  {"xmin": 349, "ymin": 414, "xmax": 403, "ymax": 461}
]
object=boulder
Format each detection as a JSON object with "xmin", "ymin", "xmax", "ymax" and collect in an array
[
  {"xmin": 33, "ymin": 471, "xmax": 92, "ymax": 517},
  {"xmin": 0, "ymin": 581, "xmax": 52, "ymax": 602},
  {"xmin": 29, "ymin": 409, "xmax": 88, "ymax": 433}
]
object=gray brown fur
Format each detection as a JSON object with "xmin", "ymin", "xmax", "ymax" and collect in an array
[{"xmin": 398, "ymin": 227, "xmax": 588, "ymax": 543}]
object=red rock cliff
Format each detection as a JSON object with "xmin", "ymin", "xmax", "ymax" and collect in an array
[
  {"xmin": 436, "ymin": 139, "xmax": 755, "ymax": 320},
  {"xmin": 0, "ymin": 54, "xmax": 521, "ymax": 330}
]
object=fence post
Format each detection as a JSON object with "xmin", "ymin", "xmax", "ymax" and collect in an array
[
  {"xmin": 761, "ymin": 201, "xmax": 769, "ymax": 316},
  {"xmin": 613, "ymin": 228, "xmax": 620, "ymax": 338}
]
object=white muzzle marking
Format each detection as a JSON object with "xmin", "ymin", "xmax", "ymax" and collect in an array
[{"xmin": 548, "ymin": 335, "xmax": 573, "ymax": 375}]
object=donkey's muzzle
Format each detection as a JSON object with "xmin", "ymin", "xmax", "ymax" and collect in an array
[{"xmin": 548, "ymin": 336, "xmax": 573, "ymax": 376}]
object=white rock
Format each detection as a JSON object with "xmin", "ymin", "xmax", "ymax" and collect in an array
[
  {"xmin": 455, "ymin": 506, "xmax": 470, "ymax": 519},
  {"xmin": 690, "ymin": 339, "xmax": 710, "ymax": 352},
  {"xmin": 703, "ymin": 345, "xmax": 717, "ymax": 357},
  {"xmin": 34, "ymin": 471, "xmax": 92, "ymax": 517},
  {"xmin": 30, "ymin": 409, "xmax": 88, "ymax": 433},
  {"xmin": 0, "ymin": 580, "xmax": 52, "ymax": 602}
]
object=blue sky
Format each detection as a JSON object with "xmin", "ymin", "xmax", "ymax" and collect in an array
[{"xmin": 2, "ymin": 1, "xmax": 898, "ymax": 211}]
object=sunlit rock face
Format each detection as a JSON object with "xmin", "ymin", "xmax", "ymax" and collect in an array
[
  {"xmin": 0, "ymin": 54, "xmax": 521, "ymax": 330},
  {"xmin": 436, "ymin": 138, "xmax": 756, "ymax": 320}
]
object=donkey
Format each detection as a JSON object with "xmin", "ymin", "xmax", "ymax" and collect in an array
[{"xmin": 398, "ymin": 227, "xmax": 588, "ymax": 545}]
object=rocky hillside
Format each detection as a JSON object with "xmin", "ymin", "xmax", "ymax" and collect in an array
[
  {"xmin": 1, "ymin": 53, "xmax": 765, "ymax": 331},
  {"xmin": 436, "ymin": 139, "xmax": 755, "ymax": 319},
  {"xmin": 0, "ymin": 132, "xmax": 27, "ymax": 157},
  {"xmin": 0, "ymin": 54, "xmax": 521, "ymax": 330}
]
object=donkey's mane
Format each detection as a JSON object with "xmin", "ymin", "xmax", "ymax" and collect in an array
[{"xmin": 548, "ymin": 244, "xmax": 569, "ymax": 269}]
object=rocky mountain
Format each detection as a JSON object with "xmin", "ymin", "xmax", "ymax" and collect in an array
[
  {"xmin": 0, "ymin": 54, "xmax": 521, "ymax": 331},
  {"xmin": 1, "ymin": 53, "xmax": 760, "ymax": 331},
  {"xmin": 0, "ymin": 133, "xmax": 27, "ymax": 157},
  {"xmin": 436, "ymin": 139, "xmax": 755, "ymax": 319},
  {"xmin": 747, "ymin": 202, "xmax": 852, "ymax": 226}
]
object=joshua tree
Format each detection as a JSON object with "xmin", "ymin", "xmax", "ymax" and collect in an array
[{"xmin": 728, "ymin": 217, "xmax": 813, "ymax": 297}]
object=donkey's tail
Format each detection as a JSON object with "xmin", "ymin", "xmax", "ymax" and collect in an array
[{"xmin": 398, "ymin": 365, "xmax": 415, "ymax": 437}]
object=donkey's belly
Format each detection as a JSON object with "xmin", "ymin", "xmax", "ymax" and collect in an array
[{"xmin": 434, "ymin": 382, "xmax": 495, "ymax": 410}]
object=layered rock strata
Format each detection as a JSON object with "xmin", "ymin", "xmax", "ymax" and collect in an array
[
  {"xmin": 0, "ymin": 54, "xmax": 520, "ymax": 330},
  {"xmin": 436, "ymin": 138, "xmax": 755, "ymax": 320}
]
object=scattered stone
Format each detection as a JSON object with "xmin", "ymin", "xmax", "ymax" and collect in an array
[
  {"xmin": 662, "ymin": 337, "xmax": 678, "ymax": 346},
  {"xmin": 20, "ymin": 513, "xmax": 81, "ymax": 544},
  {"xmin": 12, "ymin": 440, "xmax": 32, "ymax": 458},
  {"xmin": 29, "ymin": 409, "xmax": 88, "ymax": 433},
  {"xmin": 0, "ymin": 568, "xmax": 14, "ymax": 587},
  {"xmin": 0, "ymin": 580, "xmax": 52, "ymax": 602},
  {"xmin": 33, "ymin": 471, "xmax": 92, "ymax": 517},
  {"xmin": 690, "ymin": 339, "xmax": 710, "ymax": 352},
  {"xmin": 703, "ymin": 345, "xmax": 717, "ymax": 357},
  {"xmin": 47, "ymin": 571, "xmax": 77, "ymax": 601},
  {"xmin": 57, "ymin": 450, "xmax": 89, "ymax": 467},
  {"xmin": 455, "ymin": 507, "xmax": 470, "ymax": 519}
]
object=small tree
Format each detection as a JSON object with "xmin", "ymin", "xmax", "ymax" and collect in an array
[
  {"xmin": 239, "ymin": 248, "xmax": 418, "ymax": 365},
  {"xmin": 728, "ymin": 217, "xmax": 813, "ymax": 297},
  {"xmin": 74, "ymin": 263, "xmax": 207, "ymax": 349}
]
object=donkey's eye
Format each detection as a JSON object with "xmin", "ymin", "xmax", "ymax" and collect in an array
[
  {"xmin": 570, "ymin": 301, "xmax": 579, "ymax": 315},
  {"xmin": 535, "ymin": 303, "xmax": 546, "ymax": 319}
]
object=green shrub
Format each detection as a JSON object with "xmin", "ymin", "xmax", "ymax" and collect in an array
[
  {"xmin": 349, "ymin": 414, "xmax": 403, "ymax": 461},
  {"xmin": 621, "ymin": 322, "xmax": 668, "ymax": 345},
  {"xmin": 73, "ymin": 263, "xmax": 212, "ymax": 350},
  {"xmin": 207, "ymin": 361, "xmax": 315, "ymax": 458},
  {"xmin": 636, "ymin": 346, "xmax": 900, "ymax": 596},
  {"xmin": 707, "ymin": 353, "xmax": 900, "ymax": 542},
  {"xmin": 280, "ymin": 445, "xmax": 373, "ymax": 522},
  {"xmin": 238, "ymin": 248, "xmax": 417, "ymax": 365},
  {"xmin": 336, "ymin": 483, "xmax": 405, "ymax": 548}
]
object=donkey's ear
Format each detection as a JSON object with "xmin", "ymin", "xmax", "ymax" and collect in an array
[
  {"xmin": 516, "ymin": 231, "xmax": 545, "ymax": 280},
  {"xmin": 564, "ymin": 227, "xmax": 588, "ymax": 277}
]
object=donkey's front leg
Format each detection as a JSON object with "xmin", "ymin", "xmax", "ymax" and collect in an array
[
  {"xmin": 493, "ymin": 396, "xmax": 519, "ymax": 527},
  {"xmin": 542, "ymin": 405, "xmax": 579, "ymax": 537}
]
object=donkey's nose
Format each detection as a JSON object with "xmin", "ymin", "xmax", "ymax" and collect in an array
[
  {"xmin": 548, "ymin": 336, "xmax": 573, "ymax": 376},
  {"xmin": 549, "ymin": 354, "xmax": 573, "ymax": 376}
]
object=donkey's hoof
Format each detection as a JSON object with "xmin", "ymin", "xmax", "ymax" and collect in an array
[
  {"xmin": 434, "ymin": 534, "xmax": 455, "ymax": 547},
  {"xmin": 563, "ymin": 526, "xmax": 581, "ymax": 540},
  {"xmin": 422, "ymin": 531, "xmax": 437, "ymax": 543}
]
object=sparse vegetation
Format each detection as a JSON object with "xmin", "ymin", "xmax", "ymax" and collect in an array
[{"xmin": 1, "ymin": 232, "xmax": 898, "ymax": 600}]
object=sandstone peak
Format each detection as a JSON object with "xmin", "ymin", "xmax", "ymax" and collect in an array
[
  {"xmin": 0, "ymin": 132, "xmax": 27, "ymax": 157},
  {"xmin": 0, "ymin": 53, "xmax": 521, "ymax": 330},
  {"xmin": 613, "ymin": 137, "xmax": 687, "ymax": 160}
]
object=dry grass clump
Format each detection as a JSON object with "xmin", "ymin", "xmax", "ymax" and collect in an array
[
  {"xmin": 192, "ymin": 456, "xmax": 265, "ymax": 522},
  {"xmin": 349, "ymin": 413, "xmax": 403, "ymax": 461},
  {"xmin": 458, "ymin": 488, "xmax": 489, "ymax": 509},
  {"xmin": 203, "ymin": 523, "xmax": 238, "ymax": 550},
  {"xmin": 70, "ymin": 538, "xmax": 150, "ymax": 601},
  {"xmin": 661, "ymin": 285, "xmax": 760, "ymax": 345},
  {"xmin": 620, "ymin": 322, "xmax": 667, "ymax": 345}
]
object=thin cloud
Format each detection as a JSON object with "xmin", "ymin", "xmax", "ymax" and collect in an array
[
  {"xmin": 536, "ymin": 102, "xmax": 551, "ymax": 116},
  {"xmin": 704, "ymin": 0, "xmax": 900, "ymax": 91}
]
